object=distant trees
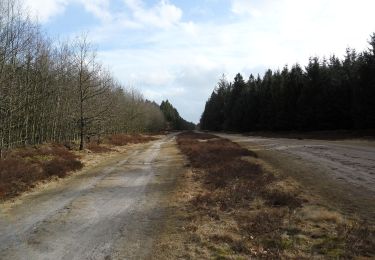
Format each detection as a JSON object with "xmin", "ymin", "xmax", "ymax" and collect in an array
[
  {"xmin": 160, "ymin": 100, "xmax": 195, "ymax": 130},
  {"xmin": 201, "ymin": 34, "xmax": 375, "ymax": 132},
  {"xmin": 0, "ymin": 0, "xmax": 166, "ymax": 154}
]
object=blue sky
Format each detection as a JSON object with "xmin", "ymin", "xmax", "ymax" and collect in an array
[{"xmin": 24, "ymin": 0, "xmax": 375, "ymax": 123}]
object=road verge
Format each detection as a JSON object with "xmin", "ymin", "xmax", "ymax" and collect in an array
[{"xmin": 155, "ymin": 132, "xmax": 374, "ymax": 259}]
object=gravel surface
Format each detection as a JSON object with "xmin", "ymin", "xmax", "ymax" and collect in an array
[{"xmin": 0, "ymin": 134, "xmax": 184, "ymax": 260}]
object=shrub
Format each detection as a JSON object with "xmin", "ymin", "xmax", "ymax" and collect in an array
[
  {"xmin": 43, "ymin": 158, "xmax": 82, "ymax": 178},
  {"xmin": 87, "ymin": 143, "xmax": 113, "ymax": 153},
  {"xmin": 106, "ymin": 134, "xmax": 156, "ymax": 146},
  {"xmin": 263, "ymin": 190, "xmax": 302, "ymax": 209},
  {"xmin": 338, "ymin": 220, "xmax": 375, "ymax": 257},
  {"xmin": 0, "ymin": 144, "xmax": 83, "ymax": 199},
  {"xmin": 0, "ymin": 158, "xmax": 41, "ymax": 198}
]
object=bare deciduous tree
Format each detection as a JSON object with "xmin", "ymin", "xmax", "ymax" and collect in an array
[{"xmin": 0, "ymin": 0, "xmax": 166, "ymax": 156}]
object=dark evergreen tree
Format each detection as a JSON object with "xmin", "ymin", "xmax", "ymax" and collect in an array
[
  {"xmin": 200, "ymin": 33, "xmax": 375, "ymax": 132},
  {"xmin": 160, "ymin": 100, "xmax": 195, "ymax": 130},
  {"xmin": 226, "ymin": 73, "xmax": 246, "ymax": 131}
]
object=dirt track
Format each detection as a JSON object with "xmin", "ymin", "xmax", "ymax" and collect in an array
[
  {"xmin": 0, "ymin": 134, "xmax": 184, "ymax": 260},
  {"xmin": 1, "ymin": 133, "xmax": 374, "ymax": 259},
  {"xmin": 218, "ymin": 133, "xmax": 375, "ymax": 222}
]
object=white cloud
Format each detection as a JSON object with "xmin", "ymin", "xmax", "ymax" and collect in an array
[
  {"xmin": 231, "ymin": 0, "xmax": 262, "ymax": 17},
  {"xmin": 23, "ymin": 0, "xmax": 112, "ymax": 23},
  {"xmin": 123, "ymin": 0, "xmax": 183, "ymax": 28},
  {"xmin": 24, "ymin": 0, "xmax": 183, "ymax": 29},
  {"xmin": 22, "ymin": 0, "xmax": 375, "ymax": 122},
  {"xmin": 95, "ymin": 0, "xmax": 375, "ymax": 122},
  {"xmin": 80, "ymin": 0, "xmax": 112, "ymax": 22},
  {"xmin": 23, "ymin": 0, "xmax": 69, "ymax": 22}
]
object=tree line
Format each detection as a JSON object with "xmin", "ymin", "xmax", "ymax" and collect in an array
[
  {"xmin": 160, "ymin": 100, "xmax": 195, "ymax": 131},
  {"xmin": 0, "ymin": 0, "xmax": 166, "ymax": 154},
  {"xmin": 201, "ymin": 34, "xmax": 375, "ymax": 132}
]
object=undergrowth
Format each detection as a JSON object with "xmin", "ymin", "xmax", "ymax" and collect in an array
[
  {"xmin": 0, "ymin": 144, "xmax": 82, "ymax": 199},
  {"xmin": 86, "ymin": 143, "xmax": 114, "ymax": 153},
  {"xmin": 105, "ymin": 134, "xmax": 156, "ymax": 146},
  {"xmin": 0, "ymin": 133, "xmax": 158, "ymax": 199},
  {"xmin": 175, "ymin": 131, "xmax": 375, "ymax": 259}
]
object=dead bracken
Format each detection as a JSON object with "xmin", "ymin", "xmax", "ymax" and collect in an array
[
  {"xmin": 0, "ymin": 134, "xmax": 158, "ymax": 201},
  {"xmin": 0, "ymin": 144, "xmax": 82, "ymax": 199}
]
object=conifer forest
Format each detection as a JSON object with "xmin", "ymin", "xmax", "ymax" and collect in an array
[{"xmin": 201, "ymin": 35, "xmax": 375, "ymax": 132}]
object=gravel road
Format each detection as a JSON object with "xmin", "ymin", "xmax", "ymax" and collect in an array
[
  {"xmin": 0, "ymin": 134, "xmax": 184, "ymax": 260},
  {"xmin": 1, "ymin": 132, "xmax": 373, "ymax": 259},
  {"xmin": 218, "ymin": 133, "xmax": 375, "ymax": 221}
]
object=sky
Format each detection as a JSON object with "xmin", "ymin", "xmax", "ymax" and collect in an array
[{"xmin": 23, "ymin": 0, "xmax": 375, "ymax": 123}]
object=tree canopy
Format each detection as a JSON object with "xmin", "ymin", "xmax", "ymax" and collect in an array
[
  {"xmin": 0, "ymin": 0, "xmax": 166, "ymax": 152},
  {"xmin": 201, "ymin": 33, "xmax": 375, "ymax": 132},
  {"xmin": 160, "ymin": 100, "xmax": 195, "ymax": 130}
]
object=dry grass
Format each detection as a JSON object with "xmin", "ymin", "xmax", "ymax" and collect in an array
[
  {"xmin": 299, "ymin": 207, "xmax": 344, "ymax": 223},
  {"xmin": 85, "ymin": 133, "xmax": 158, "ymax": 152},
  {"xmin": 159, "ymin": 131, "xmax": 375, "ymax": 259},
  {"xmin": 105, "ymin": 134, "xmax": 157, "ymax": 146},
  {"xmin": 86, "ymin": 143, "xmax": 114, "ymax": 153},
  {"xmin": 177, "ymin": 134, "xmax": 257, "ymax": 170},
  {"xmin": 337, "ymin": 220, "xmax": 375, "ymax": 257},
  {"xmin": 0, "ymin": 144, "xmax": 82, "ymax": 200},
  {"xmin": 0, "ymin": 133, "xmax": 159, "ymax": 200}
]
